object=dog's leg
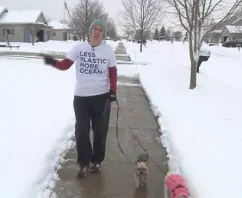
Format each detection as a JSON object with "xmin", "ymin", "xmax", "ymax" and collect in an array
[
  {"xmin": 143, "ymin": 175, "xmax": 147, "ymax": 185},
  {"xmin": 134, "ymin": 174, "xmax": 140, "ymax": 188},
  {"xmin": 140, "ymin": 175, "xmax": 144, "ymax": 187},
  {"xmin": 139, "ymin": 175, "xmax": 143, "ymax": 187}
]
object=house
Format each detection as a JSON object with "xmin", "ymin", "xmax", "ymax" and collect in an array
[
  {"xmin": 220, "ymin": 25, "xmax": 242, "ymax": 42},
  {"xmin": 0, "ymin": 6, "xmax": 52, "ymax": 43},
  {"xmin": 207, "ymin": 15, "xmax": 242, "ymax": 43},
  {"xmin": 207, "ymin": 29, "xmax": 222, "ymax": 44},
  {"xmin": 48, "ymin": 21, "xmax": 76, "ymax": 41}
]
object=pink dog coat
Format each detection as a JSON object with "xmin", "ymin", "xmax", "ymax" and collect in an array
[{"xmin": 165, "ymin": 174, "xmax": 190, "ymax": 198}]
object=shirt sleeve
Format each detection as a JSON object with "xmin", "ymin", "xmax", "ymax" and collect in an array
[
  {"xmin": 66, "ymin": 44, "xmax": 79, "ymax": 62},
  {"xmin": 108, "ymin": 47, "xmax": 117, "ymax": 68}
]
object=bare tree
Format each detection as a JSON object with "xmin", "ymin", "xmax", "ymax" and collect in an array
[
  {"xmin": 135, "ymin": 29, "xmax": 151, "ymax": 40},
  {"xmin": 69, "ymin": 0, "xmax": 107, "ymax": 41},
  {"xmin": 167, "ymin": 0, "xmax": 242, "ymax": 89},
  {"xmin": 122, "ymin": 25, "xmax": 135, "ymax": 40},
  {"xmin": 119, "ymin": 0, "xmax": 164, "ymax": 52},
  {"xmin": 106, "ymin": 18, "xmax": 118, "ymax": 39},
  {"xmin": 173, "ymin": 31, "xmax": 182, "ymax": 41},
  {"xmin": 59, "ymin": 19, "xmax": 68, "ymax": 25},
  {"xmin": 24, "ymin": 23, "xmax": 43, "ymax": 45}
]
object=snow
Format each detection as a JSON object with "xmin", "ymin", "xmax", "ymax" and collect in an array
[
  {"xmin": 226, "ymin": 25, "xmax": 242, "ymax": 34},
  {"xmin": 0, "ymin": 57, "xmax": 77, "ymax": 198},
  {"xmin": 0, "ymin": 42, "xmax": 135, "ymax": 198},
  {"xmin": 48, "ymin": 21, "xmax": 71, "ymax": 30},
  {"xmin": 0, "ymin": 40, "xmax": 119, "ymax": 53},
  {"xmin": 123, "ymin": 40, "xmax": 242, "ymax": 198},
  {"xmin": 199, "ymin": 43, "xmax": 211, "ymax": 56},
  {"xmin": 0, "ymin": 10, "xmax": 42, "ymax": 24},
  {"xmin": 1, "ymin": 39, "xmax": 242, "ymax": 198}
]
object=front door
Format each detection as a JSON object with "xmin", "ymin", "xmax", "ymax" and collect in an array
[
  {"xmin": 24, "ymin": 28, "xmax": 31, "ymax": 43},
  {"xmin": 46, "ymin": 31, "xmax": 51, "ymax": 41},
  {"xmin": 63, "ymin": 32, "xmax": 67, "ymax": 41}
]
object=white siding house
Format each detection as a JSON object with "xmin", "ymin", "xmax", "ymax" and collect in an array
[
  {"xmin": 208, "ymin": 16, "xmax": 242, "ymax": 43},
  {"xmin": 48, "ymin": 21, "xmax": 76, "ymax": 41},
  {"xmin": 0, "ymin": 7, "xmax": 52, "ymax": 43},
  {"xmin": 221, "ymin": 25, "xmax": 242, "ymax": 42}
]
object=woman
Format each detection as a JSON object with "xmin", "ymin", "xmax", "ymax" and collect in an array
[{"xmin": 43, "ymin": 19, "xmax": 117, "ymax": 177}]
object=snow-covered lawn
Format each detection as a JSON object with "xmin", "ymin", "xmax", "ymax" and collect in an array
[
  {"xmin": 124, "ymin": 40, "xmax": 242, "ymax": 198},
  {"xmin": 0, "ymin": 57, "xmax": 76, "ymax": 198},
  {"xmin": 1, "ymin": 39, "xmax": 241, "ymax": 198}
]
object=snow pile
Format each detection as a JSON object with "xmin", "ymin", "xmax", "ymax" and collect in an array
[{"xmin": 0, "ymin": 58, "xmax": 76, "ymax": 198}]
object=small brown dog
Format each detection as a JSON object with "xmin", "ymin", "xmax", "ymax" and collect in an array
[{"xmin": 134, "ymin": 153, "xmax": 149, "ymax": 188}]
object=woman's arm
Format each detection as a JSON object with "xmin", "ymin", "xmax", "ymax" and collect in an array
[
  {"xmin": 109, "ymin": 66, "xmax": 117, "ymax": 92},
  {"xmin": 54, "ymin": 58, "xmax": 74, "ymax": 70}
]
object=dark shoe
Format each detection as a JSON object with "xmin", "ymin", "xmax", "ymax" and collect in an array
[
  {"xmin": 77, "ymin": 165, "xmax": 90, "ymax": 178},
  {"xmin": 90, "ymin": 163, "xmax": 101, "ymax": 172}
]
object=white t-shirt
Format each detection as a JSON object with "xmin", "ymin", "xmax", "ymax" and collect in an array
[{"xmin": 67, "ymin": 41, "xmax": 117, "ymax": 97}]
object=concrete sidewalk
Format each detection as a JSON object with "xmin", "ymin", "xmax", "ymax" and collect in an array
[
  {"xmin": 114, "ymin": 42, "xmax": 132, "ymax": 63},
  {"xmin": 52, "ymin": 77, "xmax": 168, "ymax": 198}
]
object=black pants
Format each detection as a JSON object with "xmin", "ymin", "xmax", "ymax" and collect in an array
[{"xmin": 73, "ymin": 93, "xmax": 111, "ymax": 166}]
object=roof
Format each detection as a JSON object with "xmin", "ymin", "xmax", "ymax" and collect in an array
[
  {"xmin": 0, "ymin": 10, "xmax": 44, "ymax": 24},
  {"xmin": 211, "ymin": 29, "xmax": 222, "ymax": 34},
  {"xmin": 48, "ymin": 21, "xmax": 71, "ymax": 30},
  {"xmin": 214, "ymin": 15, "xmax": 242, "ymax": 31},
  {"xmin": 226, "ymin": 25, "xmax": 242, "ymax": 34}
]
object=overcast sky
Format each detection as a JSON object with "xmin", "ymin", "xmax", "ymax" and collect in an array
[
  {"xmin": 1, "ymin": 0, "xmax": 172, "ymax": 34},
  {"xmin": 1, "ymin": 0, "xmax": 122, "ymax": 21}
]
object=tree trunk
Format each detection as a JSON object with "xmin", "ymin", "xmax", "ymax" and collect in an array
[
  {"xmin": 32, "ymin": 35, "xmax": 35, "ymax": 46},
  {"xmin": 85, "ymin": 0, "xmax": 88, "ymax": 41},
  {"xmin": 198, "ymin": 22, "xmax": 203, "ymax": 51},
  {"xmin": 140, "ymin": 30, "xmax": 143, "ymax": 52},
  {"xmin": 140, "ymin": 41, "xmax": 143, "ymax": 52},
  {"xmin": 194, "ymin": 29, "xmax": 197, "ymax": 52},
  {"xmin": 188, "ymin": 33, "xmax": 197, "ymax": 89}
]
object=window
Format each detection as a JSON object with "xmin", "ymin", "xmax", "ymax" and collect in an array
[
  {"xmin": 6, "ymin": 29, "xmax": 11, "ymax": 34},
  {"xmin": 52, "ymin": 32, "xmax": 56, "ymax": 36},
  {"xmin": 3, "ymin": 29, "xmax": 14, "ymax": 35}
]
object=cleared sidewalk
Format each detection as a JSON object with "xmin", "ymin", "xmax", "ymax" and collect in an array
[{"xmin": 52, "ymin": 77, "xmax": 168, "ymax": 198}]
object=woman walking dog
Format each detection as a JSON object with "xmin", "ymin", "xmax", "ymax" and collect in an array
[{"xmin": 43, "ymin": 19, "xmax": 117, "ymax": 177}]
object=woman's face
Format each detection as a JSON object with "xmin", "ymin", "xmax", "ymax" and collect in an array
[{"xmin": 90, "ymin": 24, "xmax": 104, "ymax": 43}]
